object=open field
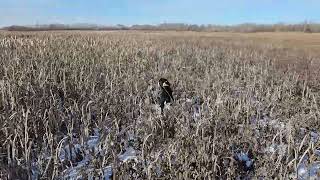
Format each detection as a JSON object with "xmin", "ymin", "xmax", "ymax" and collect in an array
[
  {"xmin": 199, "ymin": 32, "xmax": 320, "ymax": 56},
  {"xmin": 0, "ymin": 31, "xmax": 320, "ymax": 179}
]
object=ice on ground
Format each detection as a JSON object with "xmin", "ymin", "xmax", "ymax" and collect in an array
[
  {"xmin": 63, "ymin": 165, "xmax": 113, "ymax": 180},
  {"xmin": 298, "ymin": 157, "xmax": 320, "ymax": 180},
  {"xmin": 58, "ymin": 124, "xmax": 138, "ymax": 178},
  {"xmin": 252, "ymin": 117, "xmax": 285, "ymax": 130},
  {"xmin": 58, "ymin": 128, "xmax": 102, "ymax": 163},
  {"xmin": 250, "ymin": 114, "xmax": 285, "ymax": 131},
  {"xmin": 264, "ymin": 144, "xmax": 287, "ymax": 155},
  {"xmin": 310, "ymin": 131, "xmax": 319, "ymax": 143},
  {"xmin": 235, "ymin": 152, "xmax": 254, "ymax": 171},
  {"xmin": 31, "ymin": 161, "xmax": 39, "ymax": 180},
  {"xmin": 63, "ymin": 160, "xmax": 87, "ymax": 179},
  {"xmin": 155, "ymin": 166, "xmax": 162, "ymax": 177},
  {"xmin": 299, "ymin": 128, "xmax": 319, "ymax": 144},
  {"xmin": 87, "ymin": 135, "xmax": 100, "ymax": 154},
  {"xmin": 192, "ymin": 105, "xmax": 201, "ymax": 119},
  {"xmin": 56, "ymin": 127, "xmax": 115, "ymax": 179},
  {"xmin": 59, "ymin": 143, "xmax": 83, "ymax": 163},
  {"xmin": 118, "ymin": 146, "xmax": 138, "ymax": 163},
  {"xmin": 315, "ymin": 149, "xmax": 320, "ymax": 156},
  {"xmin": 103, "ymin": 166, "xmax": 113, "ymax": 180}
]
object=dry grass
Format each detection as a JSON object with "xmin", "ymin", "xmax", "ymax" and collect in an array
[
  {"xmin": 0, "ymin": 31, "xmax": 320, "ymax": 179},
  {"xmin": 201, "ymin": 32, "xmax": 320, "ymax": 56}
]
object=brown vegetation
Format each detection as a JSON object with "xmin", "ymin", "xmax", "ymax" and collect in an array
[{"xmin": 0, "ymin": 31, "xmax": 319, "ymax": 179}]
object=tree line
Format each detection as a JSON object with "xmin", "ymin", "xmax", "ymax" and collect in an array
[{"xmin": 2, "ymin": 22, "xmax": 319, "ymax": 33}]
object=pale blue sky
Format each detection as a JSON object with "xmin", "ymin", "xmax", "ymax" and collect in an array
[{"xmin": 0, "ymin": 0, "xmax": 319, "ymax": 27}]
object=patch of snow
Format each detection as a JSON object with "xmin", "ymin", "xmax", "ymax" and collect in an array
[
  {"xmin": 309, "ymin": 164, "xmax": 320, "ymax": 179},
  {"xmin": 87, "ymin": 135, "xmax": 100, "ymax": 154},
  {"xmin": 298, "ymin": 164, "xmax": 308, "ymax": 179},
  {"xmin": 192, "ymin": 105, "xmax": 201, "ymax": 119},
  {"xmin": 93, "ymin": 128, "xmax": 100, "ymax": 136},
  {"xmin": 264, "ymin": 144, "xmax": 287, "ymax": 155},
  {"xmin": 118, "ymin": 146, "xmax": 137, "ymax": 163},
  {"xmin": 250, "ymin": 114, "xmax": 285, "ymax": 131},
  {"xmin": 54, "ymin": 126, "xmax": 114, "ymax": 179},
  {"xmin": 155, "ymin": 166, "xmax": 162, "ymax": 177},
  {"xmin": 235, "ymin": 152, "xmax": 254, "ymax": 170},
  {"xmin": 299, "ymin": 128, "xmax": 320, "ymax": 144},
  {"xmin": 63, "ymin": 162, "xmax": 87, "ymax": 179},
  {"xmin": 59, "ymin": 143, "xmax": 83, "ymax": 163},
  {"xmin": 310, "ymin": 131, "xmax": 319, "ymax": 143},
  {"xmin": 298, "ymin": 163, "xmax": 320, "ymax": 180},
  {"xmin": 63, "ymin": 165, "xmax": 112, "ymax": 180},
  {"xmin": 31, "ymin": 161, "xmax": 39, "ymax": 180},
  {"xmin": 297, "ymin": 154, "xmax": 320, "ymax": 180},
  {"xmin": 269, "ymin": 120, "xmax": 285, "ymax": 130},
  {"xmin": 103, "ymin": 166, "xmax": 113, "ymax": 180}
]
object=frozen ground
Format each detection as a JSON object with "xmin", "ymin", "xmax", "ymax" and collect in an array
[
  {"xmin": 30, "ymin": 126, "xmax": 139, "ymax": 179},
  {"xmin": 27, "ymin": 98, "xmax": 320, "ymax": 180},
  {"xmin": 26, "ymin": 111, "xmax": 320, "ymax": 180}
]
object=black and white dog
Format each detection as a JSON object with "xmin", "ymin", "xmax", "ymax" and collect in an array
[{"xmin": 158, "ymin": 78, "xmax": 174, "ymax": 114}]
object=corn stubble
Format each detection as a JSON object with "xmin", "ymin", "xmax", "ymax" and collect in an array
[{"xmin": 0, "ymin": 31, "xmax": 319, "ymax": 179}]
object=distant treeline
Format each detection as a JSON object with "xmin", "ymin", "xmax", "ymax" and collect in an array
[
  {"xmin": 2, "ymin": 24, "xmax": 129, "ymax": 31},
  {"xmin": 2, "ymin": 23, "xmax": 320, "ymax": 33}
]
